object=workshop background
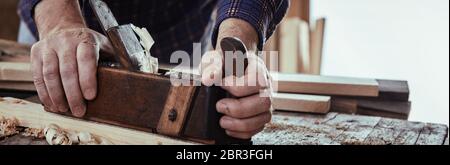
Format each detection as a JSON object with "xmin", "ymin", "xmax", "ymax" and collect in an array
[{"xmin": 1, "ymin": 0, "xmax": 448, "ymax": 126}]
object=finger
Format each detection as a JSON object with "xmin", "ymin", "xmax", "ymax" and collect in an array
[
  {"xmin": 219, "ymin": 112, "xmax": 271, "ymax": 132},
  {"xmin": 77, "ymin": 42, "xmax": 98, "ymax": 100},
  {"xmin": 42, "ymin": 49, "xmax": 69, "ymax": 112},
  {"xmin": 217, "ymin": 95, "xmax": 271, "ymax": 119},
  {"xmin": 30, "ymin": 44, "xmax": 55, "ymax": 112},
  {"xmin": 58, "ymin": 47, "xmax": 86, "ymax": 117},
  {"xmin": 221, "ymin": 58, "xmax": 269, "ymax": 97},
  {"xmin": 225, "ymin": 126, "xmax": 265, "ymax": 140}
]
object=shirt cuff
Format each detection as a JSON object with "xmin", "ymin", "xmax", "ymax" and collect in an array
[
  {"xmin": 212, "ymin": 0, "xmax": 269, "ymax": 51},
  {"xmin": 18, "ymin": 0, "xmax": 42, "ymax": 40}
]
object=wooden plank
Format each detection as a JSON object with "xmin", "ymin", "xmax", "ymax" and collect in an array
[
  {"xmin": 330, "ymin": 97, "xmax": 358, "ymax": 114},
  {"xmin": 0, "ymin": 62, "xmax": 33, "ymax": 82},
  {"xmin": 363, "ymin": 118, "xmax": 435, "ymax": 145},
  {"xmin": 298, "ymin": 20, "xmax": 310, "ymax": 73},
  {"xmin": 325, "ymin": 114, "xmax": 382, "ymax": 145},
  {"xmin": 272, "ymin": 73, "xmax": 379, "ymax": 97},
  {"xmin": 0, "ymin": 81, "xmax": 36, "ymax": 91},
  {"xmin": 273, "ymin": 93, "xmax": 330, "ymax": 114},
  {"xmin": 416, "ymin": 123, "xmax": 448, "ymax": 145},
  {"xmin": 0, "ymin": 97, "xmax": 197, "ymax": 145},
  {"xmin": 357, "ymin": 99, "xmax": 411, "ymax": 115},
  {"xmin": 279, "ymin": 18, "xmax": 301, "ymax": 73},
  {"xmin": 287, "ymin": 0, "xmax": 310, "ymax": 23},
  {"xmin": 393, "ymin": 121, "xmax": 425, "ymax": 145},
  {"xmin": 253, "ymin": 112, "xmax": 343, "ymax": 145},
  {"xmin": 377, "ymin": 79, "xmax": 410, "ymax": 101},
  {"xmin": 310, "ymin": 18, "xmax": 326, "ymax": 75},
  {"xmin": 0, "ymin": 39, "xmax": 31, "ymax": 58},
  {"xmin": 357, "ymin": 108, "xmax": 408, "ymax": 120}
]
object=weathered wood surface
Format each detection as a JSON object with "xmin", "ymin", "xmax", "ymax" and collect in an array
[{"xmin": 253, "ymin": 112, "xmax": 448, "ymax": 145}]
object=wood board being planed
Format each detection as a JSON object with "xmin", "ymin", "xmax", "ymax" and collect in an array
[
  {"xmin": 0, "ymin": 97, "xmax": 197, "ymax": 145},
  {"xmin": 272, "ymin": 72, "xmax": 379, "ymax": 97},
  {"xmin": 273, "ymin": 93, "xmax": 330, "ymax": 114}
]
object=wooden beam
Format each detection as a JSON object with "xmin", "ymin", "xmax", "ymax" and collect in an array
[
  {"xmin": 0, "ymin": 81, "xmax": 36, "ymax": 91},
  {"xmin": 287, "ymin": 0, "xmax": 310, "ymax": 23},
  {"xmin": 272, "ymin": 72, "xmax": 379, "ymax": 97},
  {"xmin": 273, "ymin": 93, "xmax": 330, "ymax": 114},
  {"xmin": 0, "ymin": 62, "xmax": 33, "ymax": 82},
  {"xmin": 279, "ymin": 18, "xmax": 301, "ymax": 73},
  {"xmin": 0, "ymin": 97, "xmax": 197, "ymax": 145},
  {"xmin": 310, "ymin": 18, "xmax": 326, "ymax": 75},
  {"xmin": 377, "ymin": 79, "xmax": 410, "ymax": 101},
  {"xmin": 0, "ymin": 39, "xmax": 31, "ymax": 57},
  {"xmin": 330, "ymin": 97, "xmax": 358, "ymax": 114}
]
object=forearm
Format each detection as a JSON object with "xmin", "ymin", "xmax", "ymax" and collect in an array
[
  {"xmin": 217, "ymin": 18, "xmax": 259, "ymax": 52},
  {"xmin": 34, "ymin": 0, "xmax": 86, "ymax": 39}
]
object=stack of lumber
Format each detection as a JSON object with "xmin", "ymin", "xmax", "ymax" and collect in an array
[
  {"xmin": 267, "ymin": 17, "xmax": 325, "ymax": 75},
  {"xmin": 0, "ymin": 39, "xmax": 35, "ymax": 95},
  {"xmin": 271, "ymin": 72, "xmax": 411, "ymax": 120}
]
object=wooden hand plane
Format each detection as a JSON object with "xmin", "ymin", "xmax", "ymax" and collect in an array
[{"xmin": 58, "ymin": 0, "xmax": 251, "ymax": 144}]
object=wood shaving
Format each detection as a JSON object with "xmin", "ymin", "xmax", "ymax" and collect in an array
[
  {"xmin": 131, "ymin": 24, "xmax": 159, "ymax": 74},
  {"xmin": 22, "ymin": 128, "xmax": 45, "ymax": 139},
  {"xmin": 0, "ymin": 117, "xmax": 19, "ymax": 137},
  {"xmin": 43, "ymin": 124, "xmax": 112, "ymax": 145}
]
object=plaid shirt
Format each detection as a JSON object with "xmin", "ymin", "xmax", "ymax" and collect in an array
[{"xmin": 18, "ymin": 0, "xmax": 288, "ymax": 63}]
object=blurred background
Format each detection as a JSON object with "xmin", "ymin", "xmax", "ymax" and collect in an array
[{"xmin": 0, "ymin": 0, "xmax": 448, "ymax": 126}]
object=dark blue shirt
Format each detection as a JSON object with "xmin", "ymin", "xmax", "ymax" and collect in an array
[{"xmin": 19, "ymin": 0, "xmax": 289, "ymax": 63}]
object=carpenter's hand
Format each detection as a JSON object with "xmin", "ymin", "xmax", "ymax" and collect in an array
[
  {"xmin": 201, "ymin": 51, "xmax": 272, "ymax": 139},
  {"xmin": 31, "ymin": 28, "xmax": 113, "ymax": 117}
]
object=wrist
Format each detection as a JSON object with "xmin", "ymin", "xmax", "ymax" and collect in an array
[{"xmin": 35, "ymin": 0, "xmax": 86, "ymax": 39}]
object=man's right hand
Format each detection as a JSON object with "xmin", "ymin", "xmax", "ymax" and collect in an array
[{"xmin": 31, "ymin": 28, "xmax": 112, "ymax": 117}]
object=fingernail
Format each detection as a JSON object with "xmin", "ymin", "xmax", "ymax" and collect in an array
[
  {"xmin": 217, "ymin": 102, "xmax": 227, "ymax": 113},
  {"xmin": 58, "ymin": 105, "xmax": 68, "ymax": 113},
  {"xmin": 220, "ymin": 117, "xmax": 232, "ymax": 129},
  {"xmin": 72, "ymin": 104, "xmax": 86, "ymax": 117},
  {"xmin": 84, "ymin": 88, "xmax": 96, "ymax": 100}
]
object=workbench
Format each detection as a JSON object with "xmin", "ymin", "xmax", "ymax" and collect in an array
[{"xmin": 1, "ymin": 109, "xmax": 448, "ymax": 145}]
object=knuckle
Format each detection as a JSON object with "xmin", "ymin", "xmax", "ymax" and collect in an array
[
  {"xmin": 60, "ymin": 66, "xmax": 77, "ymax": 78},
  {"xmin": 33, "ymin": 76, "xmax": 45, "ymax": 87},
  {"xmin": 43, "ymin": 69, "xmax": 60, "ymax": 81}
]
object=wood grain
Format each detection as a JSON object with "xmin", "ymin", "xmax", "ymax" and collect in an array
[
  {"xmin": 0, "ymin": 97, "xmax": 197, "ymax": 145},
  {"xmin": 330, "ymin": 97, "xmax": 358, "ymax": 114},
  {"xmin": 157, "ymin": 86, "xmax": 196, "ymax": 136},
  {"xmin": 273, "ymin": 93, "xmax": 330, "ymax": 114},
  {"xmin": 310, "ymin": 18, "xmax": 326, "ymax": 75},
  {"xmin": 253, "ymin": 112, "xmax": 448, "ymax": 145},
  {"xmin": 272, "ymin": 73, "xmax": 379, "ymax": 97},
  {"xmin": 0, "ymin": 62, "xmax": 32, "ymax": 82},
  {"xmin": 357, "ymin": 108, "xmax": 408, "ymax": 120},
  {"xmin": 0, "ymin": 81, "xmax": 35, "ymax": 91},
  {"xmin": 377, "ymin": 79, "xmax": 410, "ymax": 101}
]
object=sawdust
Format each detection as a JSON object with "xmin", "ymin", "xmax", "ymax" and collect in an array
[
  {"xmin": 22, "ymin": 128, "xmax": 44, "ymax": 139},
  {"xmin": 0, "ymin": 117, "xmax": 19, "ymax": 138}
]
